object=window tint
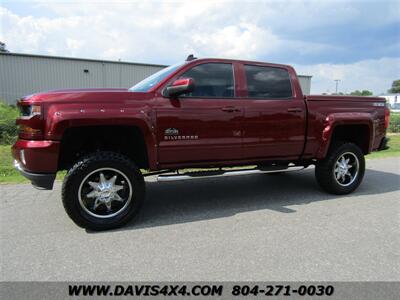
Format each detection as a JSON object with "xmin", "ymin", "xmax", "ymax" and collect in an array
[
  {"xmin": 245, "ymin": 65, "xmax": 292, "ymax": 99},
  {"xmin": 180, "ymin": 63, "xmax": 234, "ymax": 98}
]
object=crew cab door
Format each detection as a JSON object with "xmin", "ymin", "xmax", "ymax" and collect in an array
[
  {"xmin": 241, "ymin": 64, "xmax": 306, "ymax": 159},
  {"xmin": 155, "ymin": 62, "xmax": 243, "ymax": 167}
]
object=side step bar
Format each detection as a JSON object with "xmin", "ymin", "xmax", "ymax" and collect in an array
[{"xmin": 157, "ymin": 165, "xmax": 305, "ymax": 182}]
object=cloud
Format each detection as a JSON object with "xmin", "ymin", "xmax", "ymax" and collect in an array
[
  {"xmin": 295, "ymin": 57, "xmax": 400, "ymax": 94},
  {"xmin": 190, "ymin": 23, "xmax": 281, "ymax": 59},
  {"xmin": 0, "ymin": 0, "xmax": 399, "ymax": 94}
]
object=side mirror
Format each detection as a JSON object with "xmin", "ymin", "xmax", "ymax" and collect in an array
[{"xmin": 163, "ymin": 78, "xmax": 194, "ymax": 97}]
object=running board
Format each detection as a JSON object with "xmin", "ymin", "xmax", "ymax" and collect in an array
[{"xmin": 157, "ymin": 166, "xmax": 304, "ymax": 182}]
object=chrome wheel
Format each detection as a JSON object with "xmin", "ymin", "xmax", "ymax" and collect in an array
[
  {"xmin": 78, "ymin": 168, "xmax": 133, "ymax": 218},
  {"xmin": 333, "ymin": 152, "xmax": 359, "ymax": 187}
]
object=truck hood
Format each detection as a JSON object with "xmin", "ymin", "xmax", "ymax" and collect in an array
[{"xmin": 20, "ymin": 88, "xmax": 153, "ymax": 104}]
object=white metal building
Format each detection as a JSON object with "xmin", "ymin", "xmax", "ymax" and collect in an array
[
  {"xmin": 0, "ymin": 53, "xmax": 165, "ymax": 104},
  {"xmin": 378, "ymin": 93, "xmax": 400, "ymax": 111},
  {"xmin": 0, "ymin": 52, "xmax": 312, "ymax": 104}
]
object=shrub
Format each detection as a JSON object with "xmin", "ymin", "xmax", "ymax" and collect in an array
[
  {"xmin": 0, "ymin": 101, "xmax": 19, "ymax": 144},
  {"xmin": 389, "ymin": 112, "xmax": 400, "ymax": 133}
]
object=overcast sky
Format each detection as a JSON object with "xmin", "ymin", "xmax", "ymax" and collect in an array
[{"xmin": 1, "ymin": 0, "xmax": 399, "ymax": 94}]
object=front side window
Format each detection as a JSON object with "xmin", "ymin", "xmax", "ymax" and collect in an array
[
  {"xmin": 180, "ymin": 63, "xmax": 234, "ymax": 98},
  {"xmin": 245, "ymin": 65, "xmax": 292, "ymax": 99}
]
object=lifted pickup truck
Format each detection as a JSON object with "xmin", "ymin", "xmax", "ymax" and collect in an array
[{"xmin": 12, "ymin": 57, "xmax": 390, "ymax": 230}]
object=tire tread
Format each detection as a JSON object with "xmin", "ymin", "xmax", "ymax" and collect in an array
[
  {"xmin": 315, "ymin": 142, "xmax": 365, "ymax": 195},
  {"xmin": 62, "ymin": 151, "xmax": 144, "ymax": 230}
]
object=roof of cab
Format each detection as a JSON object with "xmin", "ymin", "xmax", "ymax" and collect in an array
[{"xmin": 191, "ymin": 57, "xmax": 293, "ymax": 69}]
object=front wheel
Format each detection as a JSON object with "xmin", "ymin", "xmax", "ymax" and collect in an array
[
  {"xmin": 62, "ymin": 152, "xmax": 145, "ymax": 230},
  {"xmin": 315, "ymin": 143, "xmax": 365, "ymax": 195}
]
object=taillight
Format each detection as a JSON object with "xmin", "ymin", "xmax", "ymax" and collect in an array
[{"xmin": 385, "ymin": 106, "xmax": 390, "ymax": 129}]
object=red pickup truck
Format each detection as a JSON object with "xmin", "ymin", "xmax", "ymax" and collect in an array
[{"xmin": 12, "ymin": 57, "xmax": 390, "ymax": 230}]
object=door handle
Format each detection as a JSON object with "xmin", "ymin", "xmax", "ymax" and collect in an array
[
  {"xmin": 221, "ymin": 106, "xmax": 240, "ymax": 112},
  {"xmin": 287, "ymin": 107, "xmax": 303, "ymax": 113}
]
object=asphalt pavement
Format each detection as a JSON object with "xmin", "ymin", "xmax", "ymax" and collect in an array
[{"xmin": 1, "ymin": 158, "xmax": 399, "ymax": 281}]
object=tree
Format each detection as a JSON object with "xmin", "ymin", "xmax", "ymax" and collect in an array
[
  {"xmin": 388, "ymin": 80, "xmax": 400, "ymax": 93},
  {"xmin": 0, "ymin": 41, "xmax": 9, "ymax": 52},
  {"xmin": 349, "ymin": 90, "xmax": 373, "ymax": 96}
]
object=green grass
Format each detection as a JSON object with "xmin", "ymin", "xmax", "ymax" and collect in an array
[
  {"xmin": 367, "ymin": 133, "xmax": 400, "ymax": 159},
  {"xmin": 1, "ymin": 135, "xmax": 399, "ymax": 184},
  {"xmin": 0, "ymin": 145, "xmax": 66, "ymax": 184},
  {"xmin": 0, "ymin": 145, "xmax": 23, "ymax": 183},
  {"xmin": 0, "ymin": 102, "xmax": 19, "ymax": 145}
]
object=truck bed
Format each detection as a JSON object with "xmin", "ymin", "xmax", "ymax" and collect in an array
[{"xmin": 303, "ymin": 95, "xmax": 387, "ymax": 159}]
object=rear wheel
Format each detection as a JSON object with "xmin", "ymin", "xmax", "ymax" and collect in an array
[
  {"xmin": 315, "ymin": 143, "xmax": 365, "ymax": 194},
  {"xmin": 62, "ymin": 152, "xmax": 145, "ymax": 230}
]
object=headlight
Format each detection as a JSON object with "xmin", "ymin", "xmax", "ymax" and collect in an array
[
  {"xmin": 17, "ymin": 103, "xmax": 44, "ymax": 139},
  {"xmin": 31, "ymin": 105, "xmax": 41, "ymax": 116},
  {"xmin": 19, "ymin": 104, "xmax": 41, "ymax": 117}
]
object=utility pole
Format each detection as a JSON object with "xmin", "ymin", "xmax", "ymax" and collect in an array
[{"xmin": 334, "ymin": 79, "xmax": 341, "ymax": 94}]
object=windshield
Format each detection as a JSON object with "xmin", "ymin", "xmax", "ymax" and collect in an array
[{"xmin": 129, "ymin": 62, "xmax": 185, "ymax": 92}]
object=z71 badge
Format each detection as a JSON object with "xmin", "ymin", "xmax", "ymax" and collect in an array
[{"xmin": 164, "ymin": 128, "xmax": 179, "ymax": 136}]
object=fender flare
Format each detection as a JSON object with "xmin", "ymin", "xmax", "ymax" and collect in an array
[
  {"xmin": 316, "ymin": 112, "xmax": 374, "ymax": 159},
  {"xmin": 45, "ymin": 105, "xmax": 158, "ymax": 169}
]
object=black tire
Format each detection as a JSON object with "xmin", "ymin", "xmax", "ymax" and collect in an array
[
  {"xmin": 62, "ymin": 151, "xmax": 145, "ymax": 230},
  {"xmin": 315, "ymin": 142, "xmax": 365, "ymax": 195}
]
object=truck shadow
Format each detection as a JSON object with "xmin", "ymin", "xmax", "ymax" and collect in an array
[{"xmin": 89, "ymin": 167, "xmax": 400, "ymax": 233}]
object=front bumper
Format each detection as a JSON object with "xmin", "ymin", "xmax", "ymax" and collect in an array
[
  {"xmin": 12, "ymin": 139, "xmax": 60, "ymax": 190},
  {"xmin": 14, "ymin": 160, "xmax": 56, "ymax": 190},
  {"xmin": 12, "ymin": 139, "xmax": 60, "ymax": 173}
]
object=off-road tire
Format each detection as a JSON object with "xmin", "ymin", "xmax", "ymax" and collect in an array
[
  {"xmin": 315, "ymin": 142, "xmax": 365, "ymax": 195},
  {"xmin": 62, "ymin": 151, "xmax": 145, "ymax": 230}
]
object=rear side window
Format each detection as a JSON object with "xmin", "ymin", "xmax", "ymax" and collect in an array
[
  {"xmin": 244, "ymin": 65, "xmax": 292, "ymax": 99},
  {"xmin": 180, "ymin": 63, "xmax": 234, "ymax": 98}
]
